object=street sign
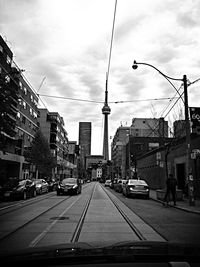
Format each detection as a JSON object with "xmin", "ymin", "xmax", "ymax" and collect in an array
[{"xmin": 190, "ymin": 107, "xmax": 200, "ymax": 134}]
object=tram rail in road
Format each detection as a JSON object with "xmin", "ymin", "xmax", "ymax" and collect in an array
[{"xmin": 0, "ymin": 182, "xmax": 165, "ymax": 253}]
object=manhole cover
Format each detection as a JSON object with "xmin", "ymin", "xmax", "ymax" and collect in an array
[{"xmin": 50, "ymin": 216, "xmax": 69, "ymax": 220}]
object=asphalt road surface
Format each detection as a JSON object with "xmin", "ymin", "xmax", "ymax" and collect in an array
[{"xmin": 0, "ymin": 181, "xmax": 199, "ymax": 254}]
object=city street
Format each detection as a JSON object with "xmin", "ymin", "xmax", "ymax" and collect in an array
[{"xmin": 0, "ymin": 181, "xmax": 200, "ymax": 254}]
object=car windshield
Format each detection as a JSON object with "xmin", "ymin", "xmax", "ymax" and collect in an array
[
  {"xmin": 62, "ymin": 178, "xmax": 77, "ymax": 184},
  {"xmin": 128, "ymin": 179, "xmax": 147, "ymax": 185},
  {"xmin": 18, "ymin": 180, "xmax": 26, "ymax": 186},
  {"xmin": 1, "ymin": 1, "xmax": 200, "ymax": 265},
  {"xmin": 34, "ymin": 180, "xmax": 42, "ymax": 184}
]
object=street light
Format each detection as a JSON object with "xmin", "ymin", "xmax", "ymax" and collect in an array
[{"xmin": 132, "ymin": 60, "xmax": 195, "ymax": 206}]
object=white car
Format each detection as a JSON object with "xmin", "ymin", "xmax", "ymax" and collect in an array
[
  {"xmin": 34, "ymin": 179, "xmax": 49, "ymax": 194},
  {"xmin": 122, "ymin": 179, "xmax": 149, "ymax": 199},
  {"xmin": 104, "ymin": 180, "xmax": 111, "ymax": 187}
]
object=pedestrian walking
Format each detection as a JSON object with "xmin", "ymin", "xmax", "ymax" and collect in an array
[{"xmin": 163, "ymin": 174, "xmax": 177, "ymax": 206}]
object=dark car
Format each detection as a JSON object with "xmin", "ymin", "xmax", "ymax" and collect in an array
[
  {"xmin": 57, "ymin": 178, "xmax": 82, "ymax": 196},
  {"xmin": 1, "ymin": 178, "xmax": 37, "ymax": 200},
  {"xmin": 114, "ymin": 179, "xmax": 127, "ymax": 193},
  {"xmin": 122, "ymin": 179, "xmax": 150, "ymax": 199},
  {"xmin": 47, "ymin": 179, "xmax": 58, "ymax": 191}
]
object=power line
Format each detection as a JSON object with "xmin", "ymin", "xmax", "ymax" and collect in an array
[
  {"xmin": 111, "ymin": 97, "xmax": 178, "ymax": 104},
  {"xmin": 39, "ymin": 93, "xmax": 177, "ymax": 104},
  {"xmin": 39, "ymin": 94, "xmax": 104, "ymax": 103},
  {"xmin": 159, "ymin": 84, "xmax": 183, "ymax": 118}
]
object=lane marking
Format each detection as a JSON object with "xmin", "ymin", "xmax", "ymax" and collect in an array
[{"xmin": 29, "ymin": 195, "xmax": 82, "ymax": 247}]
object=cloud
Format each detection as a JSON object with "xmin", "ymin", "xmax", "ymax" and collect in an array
[
  {"xmin": 114, "ymin": 15, "xmax": 142, "ymax": 42},
  {"xmin": 79, "ymin": 72, "xmax": 104, "ymax": 101},
  {"xmin": 149, "ymin": 47, "xmax": 176, "ymax": 65},
  {"xmin": 177, "ymin": 10, "xmax": 199, "ymax": 29}
]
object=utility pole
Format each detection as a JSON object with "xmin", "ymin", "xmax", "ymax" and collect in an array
[{"xmin": 183, "ymin": 75, "xmax": 195, "ymax": 206}]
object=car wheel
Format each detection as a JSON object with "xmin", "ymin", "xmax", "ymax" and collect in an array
[{"xmin": 23, "ymin": 191, "xmax": 27, "ymax": 200}]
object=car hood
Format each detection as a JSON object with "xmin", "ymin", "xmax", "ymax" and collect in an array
[{"xmin": 1, "ymin": 241, "xmax": 200, "ymax": 261}]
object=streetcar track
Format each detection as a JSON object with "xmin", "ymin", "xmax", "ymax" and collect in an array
[
  {"xmin": 0, "ymin": 195, "xmax": 73, "ymax": 242},
  {"xmin": 70, "ymin": 182, "xmax": 97, "ymax": 243},
  {"xmin": 0, "ymin": 192, "xmax": 56, "ymax": 215},
  {"xmin": 29, "ymin": 182, "xmax": 97, "ymax": 247},
  {"xmin": 0, "ymin": 184, "xmax": 92, "ymax": 243},
  {"xmin": 0, "ymin": 182, "xmax": 155, "ymax": 247},
  {"xmin": 102, "ymin": 185, "xmax": 167, "ymax": 242},
  {"xmin": 0, "ymin": 184, "xmax": 89, "ymax": 216},
  {"xmin": 101, "ymin": 185, "xmax": 146, "ymax": 241}
]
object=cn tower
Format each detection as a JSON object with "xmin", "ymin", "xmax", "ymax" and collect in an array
[
  {"xmin": 102, "ymin": 74, "xmax": 111, "ymax": 160},
  {"xmin": 102, "ymin": 0, "xmax": 117, "ymax": 161}
]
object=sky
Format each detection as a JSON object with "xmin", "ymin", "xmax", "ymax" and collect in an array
[{"xmin": 0, "ymin": 0, "xmax": 200, "ymax": 156}]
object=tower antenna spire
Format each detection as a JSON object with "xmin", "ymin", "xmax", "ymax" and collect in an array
[{"xmin": 102, "ymin": 0, "xmax": 117, "ymax": 160}]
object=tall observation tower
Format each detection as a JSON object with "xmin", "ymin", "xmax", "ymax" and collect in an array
[
  {"xmin": 102, "ymin": 0, "xmax": 117, "ymax": 161},
  {"xmin": 102, "ymin": 75, "xmax": 111, "ymax": 160}
]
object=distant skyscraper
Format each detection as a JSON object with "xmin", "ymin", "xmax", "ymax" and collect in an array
[{"xmin": 79, "ymin": 122, "xmax": 92, "ymax": 169}]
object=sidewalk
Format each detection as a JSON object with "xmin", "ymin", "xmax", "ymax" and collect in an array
[{"xmin": 150, "ymin": 189, "xmax": 200, "ymax": 215}]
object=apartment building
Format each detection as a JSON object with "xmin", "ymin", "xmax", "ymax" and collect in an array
[
  {"xmin": 131, "ymin": 117, "xmax": 168, "ymax": 138},
  {"xmin": 38, "ymin": 109, "xmax": 75, "ymax": 179},
  {"xmin": 111, "ymin": 126, "xmax": 130, "ymax": 179},
  {"xmin": 0, "ymin": 35, "xmax": 39, "ymax": 181}
]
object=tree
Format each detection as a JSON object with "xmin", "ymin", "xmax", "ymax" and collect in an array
[{"xmin": 24, "ymin": 130, "xmax": 56, "ymax": 178}]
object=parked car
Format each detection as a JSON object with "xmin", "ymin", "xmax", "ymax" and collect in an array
[
  {"xmin": 114, "ymin": 179, "xmax": 127, "ymax": 193},
  {"xmin": 33, "ymin": 179, "xmax": 49, "ymax": 194},
  {"xmin": 57, "ymin": 178, "xmax": 82, "ymax": 195},
  {"xmin": 122, "ymin": 179, "xmax": 150, "ymax": 199},
  {"xmin": 1, "ymin": 178, "xmax": 37, "ymax": 200},
  {"xmin": 110, "ymin": 179, "xmax": 118, "ymax": 189},
  {"xmin": 47, "ymin": 179, "xmax": 58, "ymax": 191},
  {"xmin": 104, "ymin": 180, "xmax": 111, "ymax": 187}
]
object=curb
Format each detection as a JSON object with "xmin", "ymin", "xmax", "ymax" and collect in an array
[{"xmin": 150, "ymin": 196, "xmax": 200, "ymax": 215}]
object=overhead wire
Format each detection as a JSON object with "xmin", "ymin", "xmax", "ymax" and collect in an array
[{"xmin": 38, "ymin": 93, "xmax": 177, "ymax": 104}]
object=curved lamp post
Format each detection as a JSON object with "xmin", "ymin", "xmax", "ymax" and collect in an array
[{"xmin": 132, "ymin": 60, "xmax": 195, "ymax": 206}]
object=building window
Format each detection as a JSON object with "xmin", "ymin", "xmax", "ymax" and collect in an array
[
  {"xmin": 18, "ymin": 98, "xmax": 22, "ymax": 105},
  {"xmin": 5, "ymin": 75, "xmax": 10, "ymax": 83},
  {"xmin": 22, "ymin": 116, "xmax": 26, "ymax": 124},
  {"xmin": 24, "ymin": 87, "xmax": 27, "ymax": 95},
  {"xmin": 17, "ymin": 112, "xmax": 21, "ymax": 119},
  {"xmin": 33, "ymin": 111, "xmax": 37, "ymax": 118},
  {"xmin": 7, "ymin": 55, "xmax": 12, "ymax": 65},
  {"xmin": 19, "ymin": 81, "xmax": 23, "ymax": 89},
  {"xmin": 23, "ymin": 101, "xmax": 26, "ymax": 109}
]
